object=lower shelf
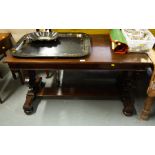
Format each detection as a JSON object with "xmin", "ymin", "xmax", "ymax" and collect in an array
[{"xmin": 37, "ymin": 85, "xmax": 120, "ymax": 99}]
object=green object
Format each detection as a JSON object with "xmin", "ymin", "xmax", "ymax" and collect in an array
[{"xmin": 110, "ymin": 29, "xmax": 127, "ymax": 44}]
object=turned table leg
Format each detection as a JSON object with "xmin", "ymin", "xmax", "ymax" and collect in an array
[
  {"xmin": 140, "ymin": 96, "xmax": 154, "ymax": 120},
  {"xmin": 117, "ymin": 71, "xmax": 136, "ymax": 116},
  {"xmin": 23, "ymin": 70, "xmax": 44, "ymax": 115}
]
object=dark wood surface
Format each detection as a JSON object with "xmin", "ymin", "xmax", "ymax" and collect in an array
[
  {"xmin": 0, "ymin": 33, "xmax": 10, "ymax": 42},
  {"xmin": 4, "ymin": 35, "xmax": 153, "ymax": 70},
  {"xmin": 0, "ymin": 33, "xmax": 12, "ymax": 56}
]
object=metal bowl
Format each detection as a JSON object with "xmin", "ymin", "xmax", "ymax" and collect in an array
[{"xmin": 26, "ymin": 31, "xmax": 58, "ymax": 42}]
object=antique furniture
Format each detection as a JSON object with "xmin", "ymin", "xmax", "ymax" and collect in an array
[
  {"xmin": 0, "ymin": 33, "xmax": 13, "ymax": 103},
  {"xmin": 0, "ymin": 33, "xmax": 25, "ymax": 85},
  {"xmin": 0, "ymin": 33, "xmax": 25, "ymax": 103},
  {"xmin": 140, "ymin": 49, "xmax": 155, "ymax": 120},
  {"xmin": 0, "ymin": 33, "xmax": 13, "ymax": 57},
  {"xmin": 4, "ymin": 34, "xmax": 153, "ymax": 115},
  {"xmin": 140, "ymin": 96, "xmax": 154, "ymax": 120}
]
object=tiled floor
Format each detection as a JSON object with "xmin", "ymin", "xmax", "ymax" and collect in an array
[{"xmin": 0, "ymin": 65, "xmax": 155, "ymax": 126}]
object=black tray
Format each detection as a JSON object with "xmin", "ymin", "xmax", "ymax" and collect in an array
[{"xmin": 11, "ymin": 32, "xmax": 91, "ymax": 58}]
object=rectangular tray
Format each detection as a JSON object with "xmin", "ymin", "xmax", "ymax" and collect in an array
[{"xmin": 11, "ymin": 33, "xmax": 91, "ymax": 58}]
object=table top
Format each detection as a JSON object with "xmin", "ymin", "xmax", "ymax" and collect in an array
[
  {"xmin": 0, "ymin": 33, "xmax": 10, "ymax": 42},
  {"xmin": 4, "ymin": 35, "xmax": 153, "ymax": 70}
]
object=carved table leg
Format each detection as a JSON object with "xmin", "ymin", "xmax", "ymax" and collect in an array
[
  {"xmin": 117, "ymin": 71, "xmax": 136, "ymax": 116},
  {"xmin": 140, "ymin": 96, "xmax": 154, "ymax": 120},
  {"xmin": 23, "ymin": 90, "xmax": 35, "ymax": 114},
  {"xmin": 23, "ymin": 70, "xmax": 44, "ymax": 115}
]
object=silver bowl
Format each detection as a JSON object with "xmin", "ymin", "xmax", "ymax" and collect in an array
[{"xmin": 26, "ymin": 31, "xmax": 58, "ymax": 42}]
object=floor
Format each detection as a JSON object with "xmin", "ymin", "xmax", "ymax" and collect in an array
[{"xmin": 0, "ymin": 63, "xmax": 155, "ymax": 126}]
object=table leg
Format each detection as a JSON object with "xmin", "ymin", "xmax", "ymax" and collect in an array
[
  {"xmin": 23, "ymin": 70, "xmax": 44, "ymax": 115},
  {"xmin": 11, "ymin": 70, "xmax": 17, "ymax": 80},
  {"xmin": 23, "ymin": 90, "xmax": 35, "ymax": 114},
  {"xmin": 18, "ymin": 70, "xmax": 25, "ymax": 85},
  {"xmin": 140, "ymin": 96, "xmax": 154, "ymax": 120},
  {"xmin": 11, "ymin": 70, "xmax": 25, "ymax": 85},
  {"xmin": 118, "ymin": 71, "xmax": 136, "ymax": 116}
]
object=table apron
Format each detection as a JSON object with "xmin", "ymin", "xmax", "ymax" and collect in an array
[{"xmin": 8, "ymin": 63, "xmax": 152, "ymax": 71}]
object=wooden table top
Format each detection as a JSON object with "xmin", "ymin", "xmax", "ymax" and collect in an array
[
  {"xmin": 4, "ymin": 35, "xmax": 153, "ymax": 70},
  {"xmin": 0, "ymin": 33, "xmax": 10, "ymax": 42}
]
